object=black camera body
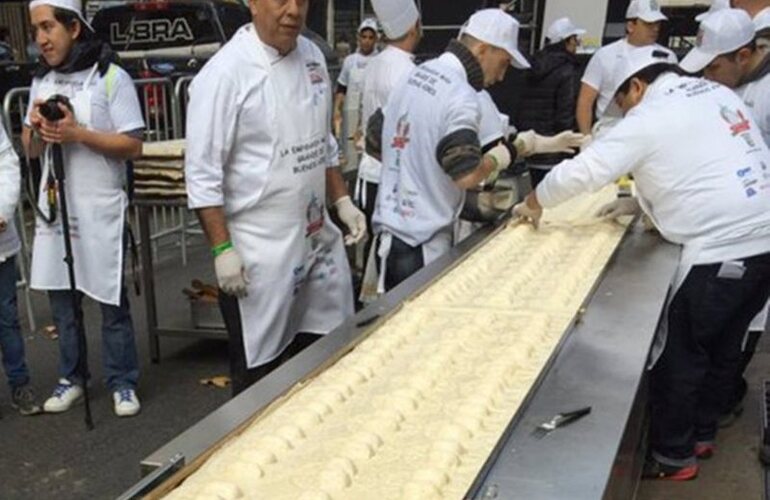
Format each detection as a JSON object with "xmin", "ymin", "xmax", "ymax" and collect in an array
[{"xmin": 39, "ymin": 94, "xmax": 73, "ymax": 122}]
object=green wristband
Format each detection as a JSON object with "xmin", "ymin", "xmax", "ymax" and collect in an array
[{"xmin": 211, "ymin": 240, "xmax": 233, "ymax": 257}]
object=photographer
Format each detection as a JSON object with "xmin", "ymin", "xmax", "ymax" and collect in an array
[{"xmin": 21, "ymin": 0, "xmax": 145, "ymax": 417}]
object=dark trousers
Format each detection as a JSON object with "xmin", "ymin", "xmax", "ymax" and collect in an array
[
  {"xmin": 218, "ymin": 292, "xmax": 321, "ymax": 397},
  {"xmin": 375, "ymin": 235, "xmax": 424, "ymax": 292},
  {"xmin": 650, "ymin": 252, "xmax": 770, "ymax": 463},
  {"xmin": 357, "ymin": 180, "xmax": 379, "ymax": 263}
]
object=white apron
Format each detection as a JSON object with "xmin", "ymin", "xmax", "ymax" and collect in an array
[
  {"xmin": 30, "ymin": 64, "xmax": 126, "ymax": 306},
  {"xmin": 341, "ymin": 56, "xmax": 368, "ymax": 173},
  {"xmin": 232, "ymin": 44, "xmax": 353, "ymax": 369}
]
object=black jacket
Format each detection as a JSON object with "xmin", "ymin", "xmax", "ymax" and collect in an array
[{"xmin": 515, "ymin": 45, "xmax": 580, "ymax": 166}]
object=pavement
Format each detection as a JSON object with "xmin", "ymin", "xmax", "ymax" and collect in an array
[{"xmin": 0, "ymin": 236, "xmax": 766, "ymax": 499}]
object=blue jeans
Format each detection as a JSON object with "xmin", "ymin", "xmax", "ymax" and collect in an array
[
  {"xmin": 0, "ymin": 256, "xmax": 30, "ymax": 389},
  {"xmin": 49, "ymin": 288, "xmax": 139, "ymax": 391}
]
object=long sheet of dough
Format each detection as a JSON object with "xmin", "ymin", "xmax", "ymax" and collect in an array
[{"xmin": 164, "ymin": 187, "xmax": 628, "ymax": 500}]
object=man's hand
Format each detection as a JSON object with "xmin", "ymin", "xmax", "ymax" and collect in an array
[
  {"xmin": 595, "ymin": 198, "xmax": 640, "ymax": 220},
  {"xmin": 515, "ymin": 130, "xmax": 586, "ymax": 157},
  {"xmin": 37, "ymin": 103, "xmax": 81, "ymax": 145},
  {"xmin": 0, "ymin": 217, "xmax": 7, "ymax": 233},
  {"xmin": 29, "ymin": 99, "xmax": 46, "ymax": 135},
  {"xmin": 215, "ymin": 248, "xmax": 249, "ymax": 298},
  {"xmin": 513, "ymin": 193, "xmax": 543, "ymax": 229},
  {"xmin": 333, "ymin": 111, "xmax": 343, "ymax": 140},
  {"xmin": 334, "ymin": 195, "xmax": 367, "ymax": 245},
  {"xmin": 484, "ymin": 143, "xmax": 512, "ymax": 184}
]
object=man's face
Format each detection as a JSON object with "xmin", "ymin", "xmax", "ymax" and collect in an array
[
  {"xmin": 478, "ymin": 44, "xmax": 511, "ymax": 87},
  {"xmin": 704, "ymin": 50, "xmax": 751, "ymax": 88},
  {"xmin": 627, "ymin": 19, "xmax": 661, "ymax": 46},
  {"xmin": 30, "ymin": 5, "xmax": 78, "ymax": 67},
  {"xmin": 565, "ymin": 35, "xmax": 580, "ymax": 54},
  {"xmin": 249, "ymin": 0, "xmax": 309, "ymax": 55},
  {"xmin": 358, "ymin": 29, "xmax": 376, "ymax": 55}
]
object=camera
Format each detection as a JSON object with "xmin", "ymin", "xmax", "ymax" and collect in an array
[{"xmin": 38, "ymin": 94, "xmax": 72, "ymax": 122}]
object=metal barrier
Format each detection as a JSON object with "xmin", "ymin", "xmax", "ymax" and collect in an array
[
  {"xmin": 173, "ymin": 75, "xmax": 194, "ymax": 139},
  {"xmin": 133, "ymin": 77, "xmax": 179, "ymax": 142}
]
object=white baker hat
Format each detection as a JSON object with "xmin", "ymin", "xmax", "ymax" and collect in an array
[
  {"xmin": 545, "ymin": 17, "xmax": 586, "ymax": 44},
  {"xmin": 695, "ymin": 0, "xmax": 730, "ymax": 22},
  {"xmin": 626, "ymin": 0, "xmax": 668, "ymax": 23},
  {"xmin": 609, "ymin": 44, "xmax": 678, "ymax": 99},
  {"xmin": 358, "ymin": 18, "xmax": 379, "ymax": 35},
  {"xmin": 755, "ymin": 9, "xmax": 770, "ymax": 33},
  {"xmin": 29, "ymin": 0, "xmax": 94, "ymax": 32},
  {"xmin": 371, "ymin": 0, "xmax": 419, "ymax": 40},
  {"xmin": 460, "ymin": 9, "xmax": 530, "ymax": 69},
  {"xmin": 680, "ymin": 8, "xmax": 755, "ymax": 74}
]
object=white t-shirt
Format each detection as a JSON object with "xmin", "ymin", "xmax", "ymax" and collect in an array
[
  {"xmin": 373, "ymin": 52, "xmax": 480, "ymax": 247},
  {"xmin": 337, "ymin": 51, "xmax": 376, "ymax": 106},
  {"xmin": 358, "ymin": 45, "xmax": 416, "ymax": 184},
  {"xmin": 737, "ymin": 70, "xmax": 770, "ymax": 148},
  {"xmin": 582, "ymin": 39, "xmax": 676, "ymax": 118},
  {"xmin": 0, "ymin": 123, "xmax": 20, "ymax": 260},
  {"xmin": 539, "ymin": 74, "xmax": 770, "ymax": 265}
]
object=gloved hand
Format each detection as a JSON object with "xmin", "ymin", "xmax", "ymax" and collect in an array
[
  {"xmin": 215, "ymin": 247, "xmax": 249, "ymax": 298},
  {"xmin": 514, "ymin": 130, "xmax": 585, "ymax": 157},
  {"xmin": 484, "ymin": 143, "xmax": 512, "ymax": 184},
  {"xmin": 579, "ymin": 134, "xmax": 593, "ymax": 150},
  {"xmin": 0, "ymin": 217, "xmax": 6, "ymax": 233},
  {"xmin": 513, "ymin": 200, "xmax": 543, "ymax": 229},
  {"xmin": 595, "ymin": 197, "xmax": 641, "ymax": 220},
  {"xmin": 334, "ymin": 195, "xmax": 367, "ymax": 245}
]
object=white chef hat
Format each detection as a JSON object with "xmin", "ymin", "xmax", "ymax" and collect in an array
[
  {"xmin": 545, "ymin": 17, "xmax": 586, "ymax": 44},
  {"xmin": 626, "ymin": 0, "xmax": 668, "ymax": 23},
  {"xmin": 695, "ymin": 0, "xmax": 730, "ymax": 22},
  {"xmin": 371, "ymin": 0, "xmax": 419, "ymax": 40},
  {"xmin": 755, "ymin": 9, "xmax": 770, "ymax": 33},
  {"xmin": 29, "ymin": 0, "xmax": 94, "ymax": 32},
  {"xmin": 608, "ymin": 45, "xmax": 677, "ymax": 105},
  {"xmin": 460, "ymin": 9, "xmax": 530, "ymax": 69},
  {"xmin": 358, "ymin": 18, "xmax": 379, "ymax": 35},
  {"xmin": 680, "ymin": 8, "xmax": 755, "ymax": 74}
]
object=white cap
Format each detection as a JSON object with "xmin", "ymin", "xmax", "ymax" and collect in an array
[
  {"xmin": 609, "ymin": 45, "xmax": 677, "ymax": 99},
  {"xmin": 755, "ymin": 9, "xmax": 770, "ymax": 33},
  {"xmin": 545, "ymin": 17, "xmax": 586, "ymax": 43},
  {"xmin": 29, "ymin": 0, "xmax": 93, "ymax": 32},
  {"xmin": 460, "ymin": 9, "xmax": 530, "ymax": 69},
  {"xmin": 680, "ymin": 8, "xmax": 755, "ymax": 74},
  {"xmin": 695, "ymin": 0, "xmax": 730, "ymax": 22},
  {"xmin": 626, "ymin": 0, "xmax": 668, "ymax": 23},
  {"xmin": 371, "ymin": 0, "xmax": 419, "ymax": 40},
  {"xmin": 358, "ymin": 18, "xmax": 379, "ymax": 35}
]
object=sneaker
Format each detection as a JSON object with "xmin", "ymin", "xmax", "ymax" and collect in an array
[
  {"xmin": 113, "ymin": 388, "xmax": 140, "ymax": 417},
  {"xmin": 11, "ymin": 385, "xmax": 43, "ymax": 416},
  {"xmin": 694, "ymin": 442, "xmax": 715, "ymax": 460},
  {"xmin": 43, "ymin": 379, "xmax": 84, "ymax": 413},
  {"xmin": 642, "ymin": 456, "xmax": 698, "ymax": 481}
]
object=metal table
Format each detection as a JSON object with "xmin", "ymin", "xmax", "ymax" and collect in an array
[
  {"xmin": 125, "ymin": 220, "xmax": 679, "ymax": 499},
  {"xmin": 135, "ymin": 199, "xmax": 226, "ymax": 364}
]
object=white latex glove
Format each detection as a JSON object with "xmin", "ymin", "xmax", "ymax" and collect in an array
[
  {"xmin": 215, "ymin": 248, "xmax": 249, "ymax": 298},
  {"xmin": 335, "ymin": 195, "xmax": 367, "ymax": 245},
  {"xmin": 515, "ymin": 130, "xmax": 585, "ymax": 157},
  {"xmin": 579, "ymin": 133, "xmax": 593, "ymax": 150},
  {"xmin": 484, "ymin": 143, "xmax": 512, "ymax": 184},
  {"xmin": 595, "ymin": 197, "xmax": 641, "ymax": 220},
  {"xmin": 0, "ymin": 217, "xmax": 6, "ymax": 233},
  {"xmin": 513, "ymin": 201, "xmax": 543, "ymax": 229}
]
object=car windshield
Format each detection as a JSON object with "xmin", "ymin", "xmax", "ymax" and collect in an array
[{"xmin": 92, "ymin": 2, "xmax": 221, "ymax": 51}]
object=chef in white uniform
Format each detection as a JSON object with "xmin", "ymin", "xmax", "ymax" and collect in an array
[
  {"xmin": 679, "ymin": 6, "xmax": 770, "ymax": 427},
  {"xmin": 23, "ymin": 0, "xmax": 145, "ymax": 417},
  {"xmin": 356, "ymin": 0, "xmax": 421, "ymax": 262},
  {"xmin": 0, "ymin": 123, "xmax": 42, "ymax": 416},
  {"xmin": 333, "ymin": 18, "xmax": 378, "ymax": 170},
  {"xmin": 185, "ymin": 0, "xmax": 365, "ymax": 396},
  {"xmin": 576, "ymin": 0, "xmax": 673, "ymax": 136},
  {"xmin": 369, "ymin": 9, "xmax": 582, "ymax": 292},
  {"xmin": 514, "ymin": 47, "xmax": 770, "ymax": 480}
]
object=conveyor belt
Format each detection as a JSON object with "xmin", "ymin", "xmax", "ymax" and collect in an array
[{"xmin": 132, "ymin": 188, "xmax": 679, "ymax": 500}]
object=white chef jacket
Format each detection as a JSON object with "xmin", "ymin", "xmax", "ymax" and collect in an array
[
  {"xmin": 539, "ymin": 73, "xmax": 770, "ymax": 264},
  {"xmin": 337, "ymin": 50, "xmax": 376, "ymax": 105},
  {"xmin": 0, "ymin": 123, "xmax": 20, "ymax": 261},
  {"xmin": 358, "ymin": 45, "xmax": 416, "ymax": 184},
  {"xmin": 582, "ymin": 39, "xmax": 676, "ymax": 118},
  {"xmin": 477, "ymin": 89, "xmax": 508, "ymax": 146},
  {"xmin": 736, "ymin": 65, "xmax": 770, "ymax": 148},
  {"xmin": 373, "ymin": 51, "xmax": 481, "ymax": 247}
]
